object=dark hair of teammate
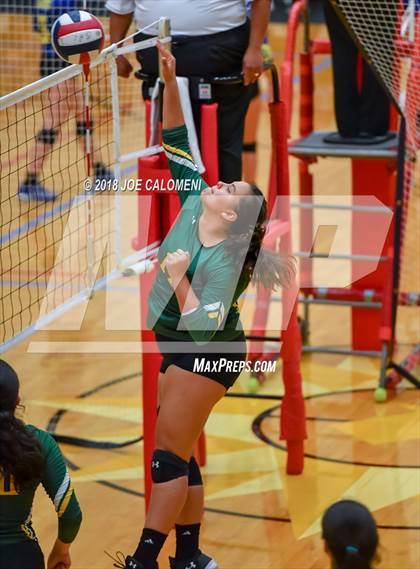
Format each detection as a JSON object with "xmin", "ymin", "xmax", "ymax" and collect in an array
[
  {"xmin": 225, "ymin": 182, "xmax": 295, "ymax": 289},
  {"xmin": 0, "ymin": 360, "xmax": 44, "ymax": 490},
  {"xmin": 322, "ymin": 500, "xmax": 379, "ymax": 569}
]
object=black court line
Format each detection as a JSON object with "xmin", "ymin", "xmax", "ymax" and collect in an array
[
  {"xmin": 252, "ymin": 391, "xmax": 419, "ymax": 469},
  {"xmin": 226, "ymin": 392, "xmax": 283, "ymax": 401},
  {"xmin": 65, "ymin": 455, "xmax": 420, "ymax": 530},
  {"xmin": 65, "ymin": 454, "xmax": 295, "ymax": 524},
  {"xmin": 269, "ymin": 414, "xmax": 350, "ymax": 422},
  {"xmin": 48, "ymin": 375, "xmax": 419, "ymax": 530},
  {"xmin": 204, "ymin": 507, "xmax": 291, "ymax": 523},
  {"xmin": 47, "ymin": 371, "xmax": 142, "ymax": 449}
]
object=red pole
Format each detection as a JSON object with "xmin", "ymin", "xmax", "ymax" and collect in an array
[
  {"xmin": 200, "ymin": 103, "xmax": 219, "ymax": 187},
  {"xmin": 270, "ymin": 98, "xmax": 306, "ymax": 475},
  {"xmin": 137, "ymin": 156, "xmax": 164, "ymax": 508}
]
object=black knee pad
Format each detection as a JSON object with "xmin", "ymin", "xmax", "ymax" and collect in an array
[
  {"xmin": 76, "ymin": 120, "xmax": 93, "ymax": 136},
  {"xmin": 188, "ymin": 457, "xmax": 203, "ymax": 486},
  {"xmin": 36, "ymin": 128, "xmax": 57, "ymax": 145},
  {"xmin": 243, "ymin": 142, "xmax": 257, "ymax": 153},
  {"xmin": 151, "ymin": 449, "xmax": 189, "ymax": 483}
]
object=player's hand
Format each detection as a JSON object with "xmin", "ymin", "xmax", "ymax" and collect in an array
[
  {"xmin": 116, "ymin": 54, "xmax": 133, "ymax": 78},
  {"xmin": 47, "ymin": 552, "xmax": 70, "ymax": 569},
  {"xmin": 47, "ymin": 540, "xmax": 71, "ymax": 569},
  {"xmin": 156, "ymin": 40, "xmax": 176, "ymax": 83},
  {"xmin": 165, "ymin": 250, "xmax": 190, "ymax": 287},
  {"xmin": 242, "ymin": 46, "xmax": 263, "ymax": 86}
]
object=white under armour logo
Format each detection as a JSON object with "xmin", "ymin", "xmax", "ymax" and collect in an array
[
  {"xmin": 182, "ymin": 530, "xmax": 191, "ymax": 535},
  {"xmin": 152, "ymin": 461, "xmax": 160, "ymax": 468},
  {"xmin": 186, "ymin": 563, "xmax": 196, "ymax": 569},
  {"xmin": 128, "ymin": 561, "xmax": 137, "ymax": 568},
  {"xmin": 144, "ymin": 538, "xmax": 154, "ymax": 544}
]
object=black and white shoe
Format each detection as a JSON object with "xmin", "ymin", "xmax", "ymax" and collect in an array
[
  {"xmin": 105, "ymin": 551, "xmax": 158, "ymax": 569},
  {"xmin": 169, "ymin": 550, "xmax": 218, "ymax": 569},
  {"xmin": 125, "ymin": 556, "xmax": 150, "ymax": 569}
]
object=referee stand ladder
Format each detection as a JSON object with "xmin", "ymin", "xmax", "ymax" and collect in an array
[{"xmin": 254, "ymin": 0, "xmax": 419, "ymax": 402}]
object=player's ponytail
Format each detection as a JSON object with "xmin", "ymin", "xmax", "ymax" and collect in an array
[
  {"xmin": 225, "ymin": 183, "xmax": 295, "ymax": 289},
  {"xmin": 0, "ymin": 360, "xmax": 44, "ymax": 490},
  {"xmin": 322, "ymin": 500, "xmax": 380, "ymax": 569}
]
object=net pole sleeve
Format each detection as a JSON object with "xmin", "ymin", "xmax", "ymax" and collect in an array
[
  {"xmin": 390, "ymin": 118, "xmax": 407, "ymax": 349},
  {"xmin": 110, "ymin": 55, "xmax": 123, "ymax": 269}
]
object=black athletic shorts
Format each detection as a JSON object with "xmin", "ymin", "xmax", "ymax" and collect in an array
[
  {"xmin": 155, "ymin": 333, "xmax": 247, "ymax": 390},
  {"xmin": 0, "ymin": 540, "xmax": 45, "ymax": 569}
]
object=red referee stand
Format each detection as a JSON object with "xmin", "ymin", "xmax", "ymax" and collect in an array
[
  {"xmin": 277, "ymin": 0, "xmax": 420, "ymax": 400},
  {"xmin": 133, "ymin": 68, "xmax": 306, "ymax": 509}
]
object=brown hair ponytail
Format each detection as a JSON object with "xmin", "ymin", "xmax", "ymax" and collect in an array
[
  {"xmin": 224, "ymin": 183, "xmax": 295, "ymax": 289},
  {"xmin": 0, "ymin": 360, "xmax": 44, "ymax": 490}
]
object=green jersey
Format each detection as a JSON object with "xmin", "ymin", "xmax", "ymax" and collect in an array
[
  {"xmin": 0, "ymin": 425, "xmax": 82, "ymax": 545},
  {"xmin": 147, "ymin": 125, "xmax": 249, "ymax": 344}
]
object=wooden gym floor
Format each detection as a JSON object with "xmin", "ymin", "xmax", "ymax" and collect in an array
[{"xmin": 1, "ymin": 18, "xmax": 419, "ymax": 569}]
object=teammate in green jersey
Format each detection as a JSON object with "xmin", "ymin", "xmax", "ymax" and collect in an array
[
  {"xmin": 322, "ymin": 500, "xmax": 379, "ymax": 569},
  {"xmin": 0, "ymin": 360, "xmax": 82, "ymax": 569},
  {"xmin": 114, "ymin": 42, "xmax": 295, "ymax": 569}
]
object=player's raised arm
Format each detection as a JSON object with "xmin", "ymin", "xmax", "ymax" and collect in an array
[
  {"xmin": 156, "ymin": 41, "xmax": 207, "ymax": 204},
  {"xmin": 157, "ymin": 41, "xmax": 184, "ymax": 129}
]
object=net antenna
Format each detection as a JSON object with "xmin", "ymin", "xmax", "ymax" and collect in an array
[
  {"xmin": 329, "ymin": 0, "xmax": 420, "ymax": 392},
  {"xmin": 81, "ymin": 23, "xmax": 95, "ymax": 298}
]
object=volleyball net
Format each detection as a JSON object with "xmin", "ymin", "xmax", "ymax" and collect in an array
[
  {"xmin": 0, "ymin": 1, "xmax": 142, "ymax": 158},
  {"xmin": 0, "ymin": 23, "xmax": 170, "ymax": 351},
  {"xmin": 330, "ymin": 0, "xmax": 419, "ymax": 363},
  {"xmin": 330, "ymin": 0, "xmax": 419, "ymax": 151}
]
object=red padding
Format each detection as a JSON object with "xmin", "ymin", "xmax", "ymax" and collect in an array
[
  {"xmin": 200, "ymin": 103, "xmax": 219, "ymax": 186},
  {"xmin": 311, "ymin": 39, "xmax": 331, "ymax": 54}
]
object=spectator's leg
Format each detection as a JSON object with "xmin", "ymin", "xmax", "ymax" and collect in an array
[
  {"xmin": 360, "ymin": 62, "xmax": 390, "ymax": 136},
  {"xmin": 323, "ymin": 0, "xmax": 360, "ymax": 137}
]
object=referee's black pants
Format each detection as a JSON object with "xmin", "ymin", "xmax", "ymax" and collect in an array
[
  {"xmin": 135, "ymin": 21, "xmax": 252, "ymax": 183},
  {"xmin": 323, "ymin": 0, "xmax": 390, "ymax": 137}
]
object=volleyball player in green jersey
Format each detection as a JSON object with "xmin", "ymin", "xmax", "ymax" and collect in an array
[
  {"xmin": 0, "ymin": 360, "xmax": 82, "ymax": 569},
  {"xmin": 115, "ymin": 42, "xmax": 294, "ymax": 569}
]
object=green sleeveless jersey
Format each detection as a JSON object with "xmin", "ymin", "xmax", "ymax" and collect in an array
[
  {"xmin": 0, "ymin": 425, "xmax": 82, "ymax": 545},
  {"xmin": 147, "ymin": 125, "xmax": 250, "ymax": 344}
]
